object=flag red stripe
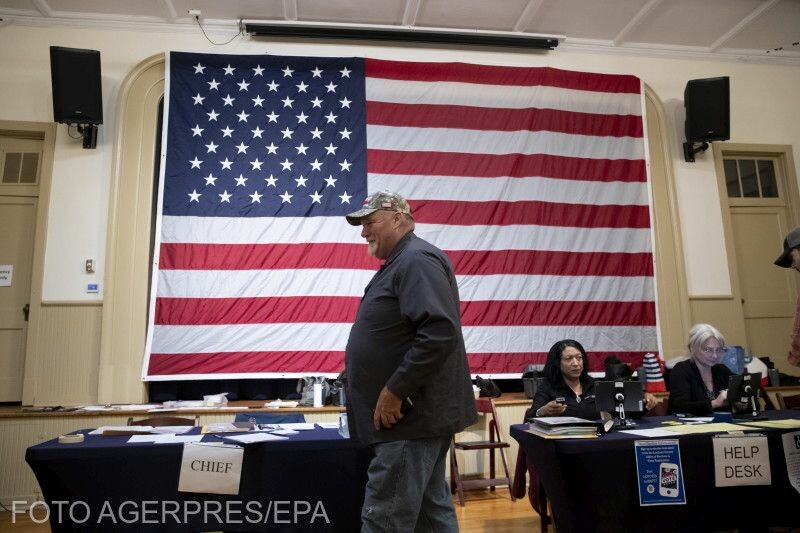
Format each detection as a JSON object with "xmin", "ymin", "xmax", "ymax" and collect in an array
[
  {"xmin": 148, "ymin": 351, "xmax": 346, "ymax": 375},
  {"xmin": 159, "ymin": 243, "xmax": 381, "ymax": 270},
  {"xmin": 467, "ymin": 352, "xmax": 650, "ymax": 373},
  {"xmin": 147, "ymin": 350, "xmax": 648, "ymax": 375},
  {"xmin": 155, "ymin": 296, "xmax": 360, "ymax": 325},
  {"xmin": 461, "ymin": 300, "xmax": 655, "ymax": 327},
  {"xmin": 366, "ymin": 101, "xmax": 644, "ymax": 137},
  {"xmin": 446, "ymin": 250, "xmax": 653, "ymax": 277},
  {"xmin": 160, "ymin": 244, "xmax": 653, "ymax": 277},
  {"xmin": 366, "ymin": 59, "xmax": 642, "ymax": 94},
  {"xmin": 155, "ymin": 297, "xmax": 655, "ymax": 326},
  {"xmin": 411, "ymin": 199, "xmax": 650, "ymax": 228},
  {"xmin": 368, "ymin": 149, "xmax": 646, "ymax": 182}
]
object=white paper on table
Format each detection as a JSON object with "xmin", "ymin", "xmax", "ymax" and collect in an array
[
  {"xmin": 128, "ymin": 435, "xmax": 204, "ymax": 444},
  {"xmin": 264, "ymin": 400, "xmax": 299, "ymax": 408},
  {"xmin": 81, "ymin": 406, "xmax": 116, "ymax": 411},
  {"xmin": 316, "ymin": 422, "xmax": 339, "ymax": 429},
  {"xmin": 681, "ymin": 417, "xmax": 714, "ymax": 424},
  {"xmin": 619, "ymin": 427, "xmax": 679, "ymax": 438},
  {"xmin": 90, "ymin": 425, "xmax": 154, "ymax": 435},
  {"xmin": 264, "ymin": 423, "xmax": 315, "ymax": 431},
  {"xmin": 149, "ymin": 426, "xmax": 195, "ymax": 434},
  {"xmin": 115, "ymin": 404, "xmax": 162, "ymax": 410},
  {"xmin": 223, "ymin": 432, "xmax": 289, "ymax": 444},
  {"xmin": 268, "ymin": 429, "xmax": 299, "ymax": 436}
]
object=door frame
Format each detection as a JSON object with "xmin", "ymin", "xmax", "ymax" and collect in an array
[
  {"xmin": 0, "ymin": 120, "xmax": 57, "ymax": 405},
  {"xmin": 712, "ymin": 142, "xmax": 800, "ymax": 351}
]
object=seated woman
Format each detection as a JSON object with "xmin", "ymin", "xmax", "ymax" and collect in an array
[
  {"xmin": 668, "ymin": 323, "xmax": 731, "ymax": 415},
  {"xmin": 526, "ymin": 339, "xmax": 661, "ymax": 420}
]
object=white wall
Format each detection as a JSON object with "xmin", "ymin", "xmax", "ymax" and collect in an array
[{"xmin": 1, "ymin": 23, "xmax": 799, "ymax": 300}]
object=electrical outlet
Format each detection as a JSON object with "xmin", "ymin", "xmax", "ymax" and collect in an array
[{"xmin": 188, "ymin": 9, "xmax": 201, "ymax": 17}]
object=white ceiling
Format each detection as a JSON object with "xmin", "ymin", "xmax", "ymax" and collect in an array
[{"xmin": 1, "ymin": 0, "xmax": 799, "ymax": 65}]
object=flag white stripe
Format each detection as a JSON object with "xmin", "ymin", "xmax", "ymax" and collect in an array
[
  {"xmin": 160, "ymin": 216, "xmax": 652, "ymax": 253},
  {"xmin": 150, "ymin": 323, "xmax": 658, "ymax": 354},
  {"xmin": 366, "ymin": 78, "xmax": 643, "ymax": 116},
  {"xmin": 369, "ymin": 174, "xmax": 649, "ymax": 206},
  {"xmin": 157, "ymin": 269, "xmax": 655, "ymax": 302},
  {"xmin": 367, "ymin": 125, "xmax": 645, "ymax": 160}
]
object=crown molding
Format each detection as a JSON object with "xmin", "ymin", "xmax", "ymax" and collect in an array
[
  {"xmin": 561, "ymin": 38, "xmax": 800, "ymax": 67},
  {"xmin": 2, "ymin": 11, "xmax": 799, "ymax": 67}
]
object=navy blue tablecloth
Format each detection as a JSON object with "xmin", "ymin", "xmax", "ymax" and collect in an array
[
  {"xmin": 512, "ymin": 412, "xmax": 800, "ymax": 533},
  {"xmin": 26, "ymin": 427, "xmax": 371, "ymax": 532}
]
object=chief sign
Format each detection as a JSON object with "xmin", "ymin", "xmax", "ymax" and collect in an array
[{"xmin": 179, "ymin": 443, "xmax": 244, "ymax": 495}]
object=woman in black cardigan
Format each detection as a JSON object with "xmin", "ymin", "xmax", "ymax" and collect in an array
[{"xmin": 668, "ymin": 323, "xmax": 732, "ymax": 415}]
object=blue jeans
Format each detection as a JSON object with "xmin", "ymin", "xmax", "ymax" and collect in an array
[{"xmin": 361, "ymin": 435, "xmax": 458, "ymax": 533}]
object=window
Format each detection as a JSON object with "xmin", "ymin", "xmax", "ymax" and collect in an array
[{"xmin": 723, "ymin": 158, "xmax": 778, "ymax": 199}]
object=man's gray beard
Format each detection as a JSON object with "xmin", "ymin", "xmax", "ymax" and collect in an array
[{"xmin": 367, "ymin": 242, "xmax": 377, "ymax": 257}]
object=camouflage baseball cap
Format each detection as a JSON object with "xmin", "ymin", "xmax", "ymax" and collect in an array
[{"xmin": 345, "ymin": 190, "xmax": 412, "ymax": 226}]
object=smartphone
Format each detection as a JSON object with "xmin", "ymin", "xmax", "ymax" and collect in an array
[
  {"xmin": 658, "ymin": 462, "xmax": 679, "ymax": 497},
  {"xmin": 555, "ymin": 397, "xmax": 566, "ymax": 405},
  {"xmin": 401, "ymin": 397, "xmax": 414, "ymax": 414}
]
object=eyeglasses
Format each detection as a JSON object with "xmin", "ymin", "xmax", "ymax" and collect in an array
[{"xmin": 700, "ymin": 347, "xmax": 725, "ymax": 354}]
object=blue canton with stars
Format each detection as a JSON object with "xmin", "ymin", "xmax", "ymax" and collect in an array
[{"xmin": 163, "ymin": 52, "xmax": 367, "ymax": 217}]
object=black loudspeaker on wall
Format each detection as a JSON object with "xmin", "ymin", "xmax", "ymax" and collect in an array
[
  {"xmin": 49, "ymin": 46, "xmax": 103, "ymax": 149},
  {"xmin": 683, "ymin": 76, "xmax": 730, "ymax": 162}
]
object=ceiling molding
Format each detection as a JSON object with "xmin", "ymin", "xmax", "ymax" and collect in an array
[
  {"xmin": 161, "ymin": 0, "xmax": 178, "ymax": 24},
  {"xmin": 613, "ymin": 0, "xmax": 662, "ymax": 47},
  {"xmin": 401, "ymin": 0, "xmax": 421, "ymax": 27},
  {"xmin": 283, "ymin": 0, "xmax": 298, "ymax": 22},
  {"xmin": 708, "ymin": 0, "xmax": 780, "ymax": 52},
  {"xmin": 30, "ymin": 0, "xmax": 52, "ymax": 17},
  {"xmin": 513, "ymin": 0, "xmax": 544, "ymax": 33},
  {"xmin": 563, "ymin": 37, "xmax": 800, "ymax": 66},
  {"xmin": 1, "ymin": 8, "xmax": 798, "ymax": 66}
]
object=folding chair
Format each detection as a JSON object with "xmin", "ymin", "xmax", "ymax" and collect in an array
[{"xmin": 449, "ymin": 397, "xmax": 515, "ymax": 506}]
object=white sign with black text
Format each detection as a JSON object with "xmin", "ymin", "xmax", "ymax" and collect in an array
[
  {"xmin": 178, "ymin": 442, "xmax": 244, "ymax": 495},
  {"xmin": 0, "ymin": 265, "xmax": 12, "ymax": 287},
  {"xmin": 713, "ymin": 435, "xmax": 771, "ymax": 487},
  {"xmin": 783, "ymin": 431, "xmax": 800, "ymax": 495}
]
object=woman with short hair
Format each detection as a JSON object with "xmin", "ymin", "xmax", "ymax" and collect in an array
[{"xmin": 668, "ymin": 323, "xmax": 732, "ymax": 415}]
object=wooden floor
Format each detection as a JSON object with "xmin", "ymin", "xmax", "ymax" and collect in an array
[{"xmin": 0, "ymin": 489, "xmax": 539, "ymax": 532}]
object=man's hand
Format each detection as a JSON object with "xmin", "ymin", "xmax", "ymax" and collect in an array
[{"xmin": 373, "ymin": 386, "xmax": 404, "ymax": 430}]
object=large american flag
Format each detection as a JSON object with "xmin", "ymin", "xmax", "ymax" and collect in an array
[{"xmin": 142, "ymin": 51, "xmax": 658, "ymax": 380}]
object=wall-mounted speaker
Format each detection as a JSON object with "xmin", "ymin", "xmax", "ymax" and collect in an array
[
  {"xmin": 49, "ymin": 46, "xmax": 103, "ymax": 125},
  {"xmin": 684, "ymin": 76, "xmax": 729, "ymax": 143},
  {"xmin": 683, "ymin": 76, "xmax": 729, "ymax": 162}
]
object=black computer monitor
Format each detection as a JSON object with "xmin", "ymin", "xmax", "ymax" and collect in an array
[
  {"xmin": 727, "ymin": 372, "xmax": 763, "ymax": 420},
  {"xmin": 596, "ymin": 380, "xmax": 645, "ymax": 428}
]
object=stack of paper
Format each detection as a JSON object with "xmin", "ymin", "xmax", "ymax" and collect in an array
[{"xmin": 527, "ymin": 416, "xmax": 603, "ymax": 438}]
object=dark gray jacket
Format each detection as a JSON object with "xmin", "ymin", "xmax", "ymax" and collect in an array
[{"xmin": 344, "ymin": 232, "xmax": 477, "ymax": 445}]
